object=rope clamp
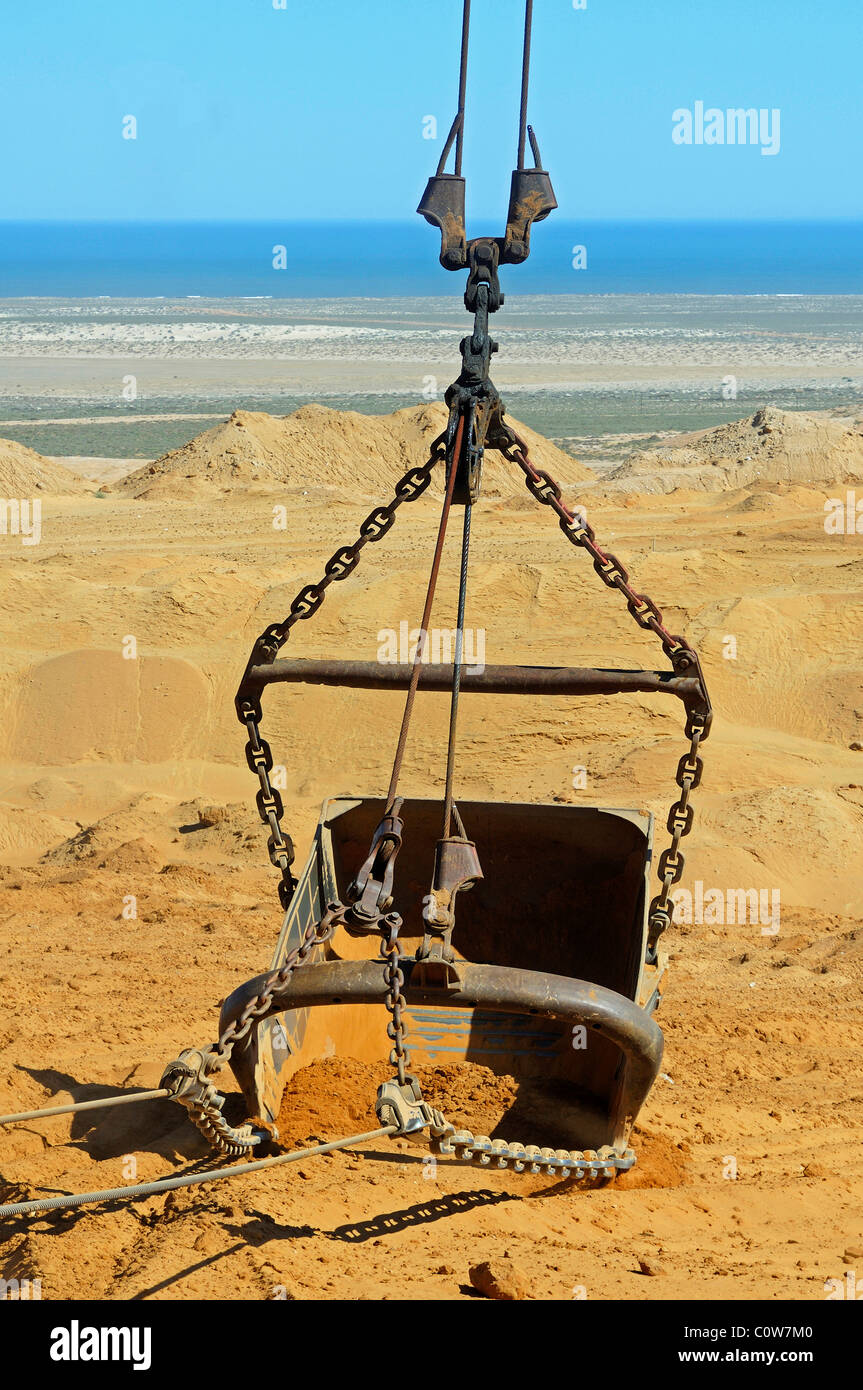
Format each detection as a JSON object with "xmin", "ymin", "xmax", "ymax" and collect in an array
[
  {"xmin": 375, "ymin": 1076, "xmax": 454, "ymax": 1139},
  {"xmin": 160, "ymin": 1047, "xmax": 219, "ymax": 1105}
]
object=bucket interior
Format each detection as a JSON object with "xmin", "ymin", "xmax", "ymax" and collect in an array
[
  {"xmin": 272, "ymin": 797, "xmax": 653, "ymax": 1149},
  {"xmin": 323, "ymin": 797, "xmax": 650, "ymax": 997}
]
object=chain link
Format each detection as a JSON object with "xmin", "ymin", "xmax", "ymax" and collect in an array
[
  {"xmin": 211, "ymin": 904, "xmax": 346, "ymax": 1070},
  {"xmin": 431, "ymin": 1129, "xmax": 635, "ymax": 1180},
  {"xmin": 496, "ymin": 427, "xmax": 711, "ymax": 955},
  {"xmin": 381, "ymin": 926, "xmax": 411, "ymax": 1087},
  {"xmin": 236, "ymin": 438, "xmax": 446, "ymax": 911},
  {"xmin": 167, "ymin": 905, "xmax": 346, "ymax": 1156},
  {"xmin": 182, "ymin": 1095, "xmax": 261, "ymax": 1159},
  {"xmin": 177, "ymin": 424, "xmax": 707, "ymax": 1171}
]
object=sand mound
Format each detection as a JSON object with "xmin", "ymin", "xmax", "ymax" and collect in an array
[
  {"xmin": 173, "ymin": 801, "xmax": 261, "ymax": 860},
  {"xmin": 98, "ymin": 837, "xmax": 165, "ymax": 874},
  {"xmin": 606, "ymin": 408, "xmax": 863, "ymax": 495},
  {"xmin": 0, "ymin": 803, "xmax": 80, "ymax": 860},
  {"xmin": 276, "ymin": 1056, "xmax": 583, "ymax": 1153},
  {"xmin": 0, "ymin": 437, "xmax": 87, "ymax": 495},
  {"xmin": 41, "ymin": 793, "xmax": 177, "ymax": 867},
  {"xmin": 118, "ymin": 402, "xmax": 593, "ymax": 500}
]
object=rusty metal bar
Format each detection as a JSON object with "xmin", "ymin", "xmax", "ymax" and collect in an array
[
  {"xmin": 220, "ymin": 959, "xmax": 664, "ymax": 1151},
  {"xmin": 247, "ymin": 658, "xmax": 700, "ymax": 702}
]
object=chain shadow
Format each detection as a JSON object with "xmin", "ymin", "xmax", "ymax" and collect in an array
[
  {"xmin": 238, "ymin": 1186, "xmax": 518, "ymax": 1248},
  {"xmin": 327, "ymin": 1187, "xmax": 517, "ymax": 1241}
]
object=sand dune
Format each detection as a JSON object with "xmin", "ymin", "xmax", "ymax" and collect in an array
[
  {"xmin": 117, "ymin": 402, "xmax": 594, "ymax": 500},
  {"xmin": 605, "ymin": 407, "xmax": 863, "ymax": 494},
  {"xmin": 0, "ymin": 437, "xmax": 88, "ymax": 496}
]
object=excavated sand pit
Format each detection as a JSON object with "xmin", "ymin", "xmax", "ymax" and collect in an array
[
  {"xmin": 277, "ymin": 1057, "xmax": 575, "ymax": 1152},
  {"xmin": 1, "ymin": 404, "xmax": 862, "ymax": 1300}
]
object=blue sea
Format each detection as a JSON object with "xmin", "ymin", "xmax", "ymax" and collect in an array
[{"xmin": 1, "ymin": 220, "xmax": 862, "ymax": 297}]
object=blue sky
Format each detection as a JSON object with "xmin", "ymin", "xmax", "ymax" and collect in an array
[{"xmin": 1, "ymin": 0, "xmax": 860, "ymax": 222}]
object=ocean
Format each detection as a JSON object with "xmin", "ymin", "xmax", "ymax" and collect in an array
[{"xmin": 1, "ymin": 220, "xmax": 862, "ymax": 297}]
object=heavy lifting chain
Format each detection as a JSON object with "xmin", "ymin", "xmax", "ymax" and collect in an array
[
  {"xmin": 167, "ymin": 411, "xmax": 708, "ymax": 1170},
  {"xmin": 210, "ymin": 907, "xmax": 345, "ymax": 1070},
  {"xmin": 382, "ymin": 919, "xmax": 410, "ymax": 1087},
  {"xmin": 161, "ymin": 445, "xmax": 446, "ymax": 1157},
  {"xmin": 432, "ymin": 1131, "xmax": 635, "ymax": 1180},
  {"xmin": 497, "ymin": 426, "xmax": 710, "ymax": 955},
  {"xmin": 161, "ymin": 905, "xmax": 346, "ymax": 1155},
  {"xmin": 236, "ymin": 439, "xmax": 446, "ymax": 912},
  {"xmin": 167, "ymin": 421, "xmax": 706, "ymax": 1166}
]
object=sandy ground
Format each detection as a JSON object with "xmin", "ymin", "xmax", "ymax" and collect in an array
[
  {"xmin": 3, "ymin": 355, "xmax": 862, "ymax": 400},
  {"xmin": 1, "ymin": 434, "xmax": 862, "ymax": 1300}
]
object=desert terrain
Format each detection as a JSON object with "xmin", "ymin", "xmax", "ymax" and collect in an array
[{"xmin": 1, "ymin": 401, "xmax": 862, "ymax": 1300}]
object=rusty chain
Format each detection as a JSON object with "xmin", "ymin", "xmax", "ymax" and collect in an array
[
  {"xmin": 496, "ymin": 425, "xmax": 711, "ymax": 956},
  {"xmin": 163, "ymin": 441, "xmax": 446, "ymax": 1157},
  {"xmin": 161, "ymin": 904, "xmax": 346, "ymax": 1155},
  {"xmin": 381, "ymin": 919, "xmax": 411, "ymax": 1087},
  {"xmin": 210, "ymin": 905, "xmax": 345, "ymax": 1070},
  {"xmin": 166, "ymin": 420, "xmax": 708, "ymax": 1171},
  {"xmin": 235, "ymin": 437, "xmax": 447, "ymax": 911}
]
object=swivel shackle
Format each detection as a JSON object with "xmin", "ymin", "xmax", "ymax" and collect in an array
[{"xmin": 417, "ymin": 0, "xmax": 557, "ymax": 286}]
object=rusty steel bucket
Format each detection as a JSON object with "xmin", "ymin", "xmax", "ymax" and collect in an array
[{"xmin": 220, "ymin": 795, "xmax": 666, "ymax": 1155}]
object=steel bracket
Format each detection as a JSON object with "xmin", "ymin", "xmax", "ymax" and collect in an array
[{"xmin": 375, "ymin": 1075, "xmax": 453, "ymax": 1139}]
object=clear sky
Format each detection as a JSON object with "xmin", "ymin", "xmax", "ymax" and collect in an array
[{"xmin": 1, "ymin": 0, "xmax": 860, "ymax": 222}]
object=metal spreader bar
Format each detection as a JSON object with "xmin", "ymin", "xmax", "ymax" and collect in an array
[{"xmin": 246, "ymin": 658, "xmax": 701, "ymax": 703}]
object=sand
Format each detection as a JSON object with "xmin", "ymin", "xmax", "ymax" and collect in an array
[
  {"xmin": 0, "ymin": 437, "xmax": 88, "ymax": 496},
  {"xmin": 0, "ymin": 404, "xmax": 861, "ymax": 1300},
  {"xmin": 605, "ymin": 408, "xmax": 863, "ymax": 494},
  {"xmin": 116, "ymin": 402, "xmax": 593, "ymax": 500}
]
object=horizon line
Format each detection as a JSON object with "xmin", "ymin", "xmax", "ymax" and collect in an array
[{"xmin": 1, "ymin": 215, "xmax": 862, "ymax": 227}]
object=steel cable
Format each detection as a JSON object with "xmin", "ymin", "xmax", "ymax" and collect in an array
[
  {"xmin": 0, "ymin": 1089, "xmax": 171, "ymax": 1127},
  {"xmin": 385, "ymin": 413, "xmax": 465, "ymax": 811},
  {"xmin": 442, "ymin": 498, "xmax": 472, "ymax": 839},
  {"xmin": 455, "ymin": 0, "xmax": 471, "ymax": 175},
  {"xmin": 0, "ymin": 1126, "xmax": 396, "ymax": 1219},
  {"xmin": 517, "ymin": 0, "xmax": 534, "ymax": 169}
]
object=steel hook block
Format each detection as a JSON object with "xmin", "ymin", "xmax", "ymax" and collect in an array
[
  {"xmin": 502, "ymin": 168, "xmax": 558, "ymax": 264},
  {"xmin": 417, "ymin": 174, "xmax": 468, "ymax": 270}
]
